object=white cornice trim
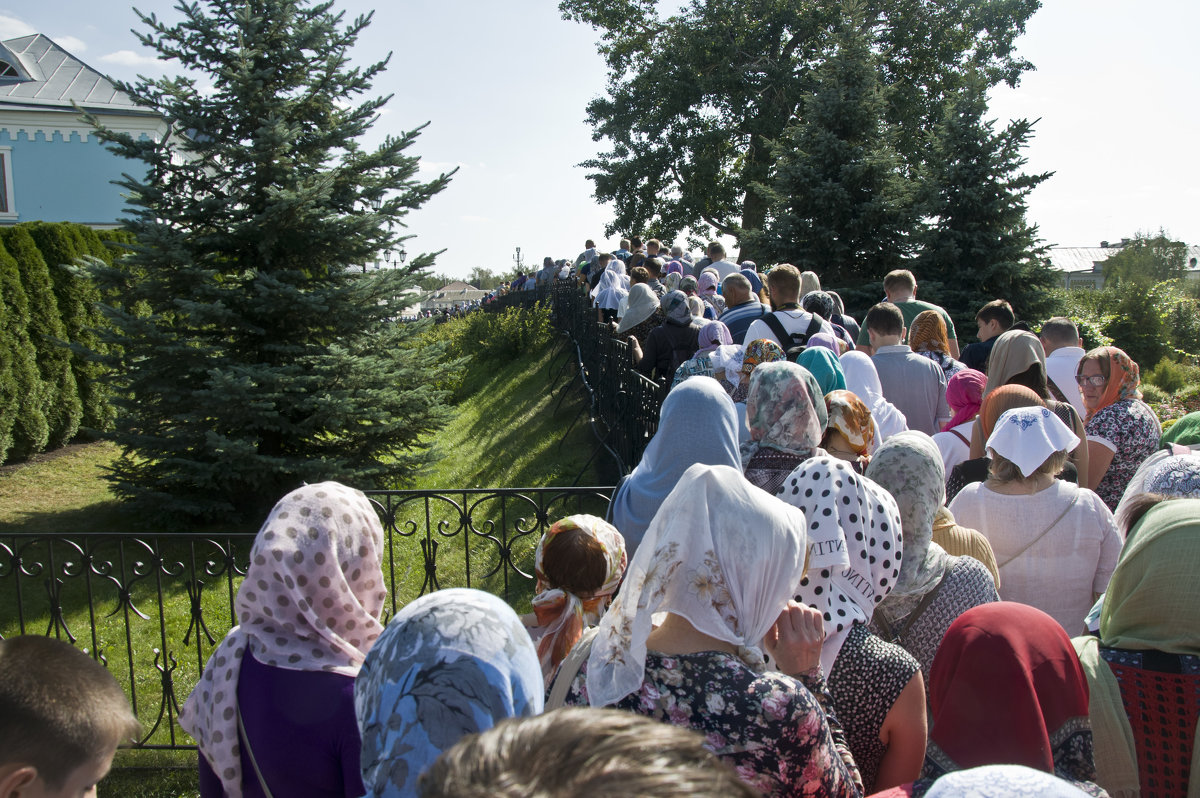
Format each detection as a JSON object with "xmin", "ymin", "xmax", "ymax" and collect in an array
[{"xmin": 0, "ymin": 108, "xmax": 167, "ymax": 143}]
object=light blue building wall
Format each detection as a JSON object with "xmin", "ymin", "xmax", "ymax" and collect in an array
[{"xmin": 0, "ymin": 127, "xmax": 150, "ymax": 226}]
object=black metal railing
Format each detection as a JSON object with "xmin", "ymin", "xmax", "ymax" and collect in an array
[{"xmin": 0, "ymin": 486, "xmax": 611, "ymax": 751}]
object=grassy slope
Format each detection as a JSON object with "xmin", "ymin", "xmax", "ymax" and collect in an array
[{"xmin": 0, "ymin": 327, "xmax": 606, "ymax": 797}]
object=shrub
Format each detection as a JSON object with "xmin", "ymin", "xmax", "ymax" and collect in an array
[
  {"xmin": 0, "ymin": 239, "xmax": 48, "ymax": 461},
  {"xmin": 1146, "ymin": 358, "xmax": 1200, "ymax": 395}
]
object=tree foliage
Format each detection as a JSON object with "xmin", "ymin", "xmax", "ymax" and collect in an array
[
  {"xmin": 561, "ymin": 0, "xmax": 1040, "ymax": 253},
  {"xmin": 752, "ymin": 11, "xmax": 915, "ymax": 284},
  {"xmin": 86, "ymin": 0, "xmax": 457, "ymax": 523},
  {"xmin": 1102, "ymin": 230, "xmax": 1190, "ymax": 289},
  {"xmin": 912, "ymin": 77, "xmax": 1055, "ymax": 336},
  {"xmin": 0, "ymin": 238, "xmax": 49, "ymax": 461}
]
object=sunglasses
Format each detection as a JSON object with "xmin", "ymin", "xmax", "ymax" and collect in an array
[{"xmin": 1075, "ymin": 374, "xmax": 1107, "ymax": 387}]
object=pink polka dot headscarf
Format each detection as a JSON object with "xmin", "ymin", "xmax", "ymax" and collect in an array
[{"xmin": 179, "ymin": 481, "xmax": 387, "ymax": 798}]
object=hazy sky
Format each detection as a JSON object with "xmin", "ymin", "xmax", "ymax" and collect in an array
[{"xmin": 3, "ymin": 1, "xmax": 1197, "ymax": 279}]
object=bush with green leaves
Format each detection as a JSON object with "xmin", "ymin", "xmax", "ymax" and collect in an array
[{"xmin": 0, "ymin": 238, "xmax": 49, "ymax": 461}]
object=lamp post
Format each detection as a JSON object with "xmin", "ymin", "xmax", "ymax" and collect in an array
[{"xmin": 513, "ymin": 246, "xmax": 523, "ymax": 272}]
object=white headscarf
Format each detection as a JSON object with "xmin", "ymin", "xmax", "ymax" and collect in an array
[
  {"xmin": 590, "ymin": 260, "xmax": 629, "ymax": 301},
  {"xmin": 840, "ymin": 350, "xmax": 908, "ymax": 449},
  {"xmin": 180, "ymin": 482, "xmax": 387, "ymax": 798},
  {"xmin": 586, "ymin": 463, "xmax": 808, "ymax": 708},
  {"xmin": 986, "ymin": 406, "xmax": 1080, "ymax": 478},
  {"xmin": 780, "ymin": 456, "xmax": 904, "ymax": 674}
]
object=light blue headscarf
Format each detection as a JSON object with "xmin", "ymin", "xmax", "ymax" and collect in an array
[
  {"xmin": 354, "ymin": 588, "xmax": 543, "ymax": 798},
  {"xmin": 797, "ymin": 346, "xmax": 846, "ymax": 396},
  {"xmin": 608, "ymin": 377, "xmax": 741, "ymax": 555}
]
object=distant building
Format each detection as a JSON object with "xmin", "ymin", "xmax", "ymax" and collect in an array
[
  {"xmin": 1047, "ymin": 240, "xmax": 1200, "ymax": 290},
  {"xmin": 0, "ymin": 34, "xmax": 165, "ymax": 227},
  {"xmin": 423, "ymin": 281, "xmax": 488, "ymax": 311}
]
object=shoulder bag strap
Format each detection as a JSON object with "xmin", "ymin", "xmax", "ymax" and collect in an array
[
  {"xmin": 995, "ymin": 488, "xmax": 1081, "ymax": 569},
  {"xmin": 237, "ymin": 704, "xmax": 276, "ymax": 798},
  {"xmin": 546, "ymin": 627, "xmax": 600, "ymax": 710},
  {"xmin": 877, "ymin": 570, "xmax": 952, "ymax": 646},
  {"xmin": 949, "ymin": 428, "xmax": 970, "ymax": 446},
  {"xmin": 760, "ymin": 311, "xmax": 792, "ymax": 348}
]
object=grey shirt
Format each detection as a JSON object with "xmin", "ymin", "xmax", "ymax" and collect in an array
[{"xmin": 871, "ymin": 344, "xmax": 950, "ymax": 436}]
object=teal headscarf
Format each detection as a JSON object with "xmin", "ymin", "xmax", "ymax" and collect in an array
[{"xmin": 797, "ymin": 346, "xmax": 847, "ymax": 396}]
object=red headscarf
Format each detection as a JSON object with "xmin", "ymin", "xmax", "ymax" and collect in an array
[
  {"xmin": 1081, "ymin": 345, "xmax": 1142, "ymax": 422},
  {"xmin": 942, "ymin": 369, "xmax": 987, "ymax": 432},
  {"xmin": 927, "ymin": 602, "xmax": 1091, "ymax": 774}
]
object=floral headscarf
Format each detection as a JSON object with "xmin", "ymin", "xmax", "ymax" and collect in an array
[
  {"xmin": 1143, "ymin": 454, "xmax": 1200, "ymax": 497},
  {"xmin": 797, "ymin": 346, "xmax": 847, "ymax": 395},
  {"xmin": 586, "ymin": 463, "xmax": 808, "ymax": 708},
  {"xmin": 745, "ymin": 361, "xmax": 825, "ymax": 457},
  {"xmin": 679, "ymin": 275, "xmax": 699, "ymax": 295},
  {"xmin": 696, "ymin": 320, "xmax": 733, "ymax": 355},
  {"xmin": 780, "ymin": 456, "xmax": 903, "ymax": 674},
  {"xmin": 740, "ymin": 338, "xmax": 787, "ymax": 376},
  {"xmin": 1079, "ymin": 346, "xmax": 1142, "ymax": 421},
  {"xmin": 354, "ymin": 589, "xmax": 543, "ymax": 798},
  {"xmin": 663, "ymin": 272, "xmax": 682, "ymax": 292},
  {"xmin": 661, "ymin": 289, "xmax": 692, "ymax": 324},
  {"xmin": 908, "ymin": 310, "xmax": 952, "ymax": 356},
  {"xmin": 529, "ymin": 515, "xmax": 627, "ymax": 686},
  {"xmin": 841, "ymin": 351, "xmax": 909, "ymax": 446},
  {"xmin": 801, "ymin": 290, "xmax": 835, "ymax": 320},
  {"xmin": 866, "ymin": 431, "xmax": 955, "ymax": 620},
  {"xmin": 180, "ymin": 482, "xmax": 387, "ymax": 798},
  {"xmin": 824, "ymin": 389, "xmax": 876, "ymax": 458},
  {"xmin": 943, "ymin": 369, "xmax": 987, "ymax": 432}
]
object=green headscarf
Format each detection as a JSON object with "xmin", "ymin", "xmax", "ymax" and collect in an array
[
  {"xmin": 796, "ymin": 346, "xmax": 847, "ymax": 396},
  {"xmin": 1162, "ymin": 411, "xmax": 1200, "ymax": 448}
]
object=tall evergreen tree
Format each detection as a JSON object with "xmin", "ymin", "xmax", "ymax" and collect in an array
[
  {"xmin": 87, "ymin": 1, "xmax": 455, "ymax": 523},
  {"xmin": 753, "ymin": 11, "xmax": 916, "ymax": 284},
  {"xmin": 0, "ymin": 239, "xmax": 49, "ymax": 461},
  {"xmin": 1, "ymin": 227, "xmax": 81, "ymax": 448},
  {"xmin": 913, "ymin": 78, "xmax": 1055, "ymax": 335}
]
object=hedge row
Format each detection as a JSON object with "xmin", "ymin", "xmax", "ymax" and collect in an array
[{"xmin": 0, "ymin": 222, "xmax": 133, "ymax": 463}]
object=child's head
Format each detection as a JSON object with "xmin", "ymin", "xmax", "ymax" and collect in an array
[
  {"xmin": 976, "ymin": 299, "xmax": 1015, "ymax": 341},
  {"xmin": 0, "ymin": 636, "xmax": 140, "ymax": 798}
]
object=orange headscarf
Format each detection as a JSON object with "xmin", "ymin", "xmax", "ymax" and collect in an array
[
  {"xmin": 908, "ymin": 309, "xmax": 951, "ymax": 355},
  {"xmin": 1080, "ymin": 346, "xmax": 1142, "ymax": 422},
  {"xmin": 980, "ymin": 384, "xmax": 1045, "ymax": 439}
]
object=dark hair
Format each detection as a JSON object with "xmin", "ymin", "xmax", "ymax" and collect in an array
[
  {"xmin": 629, "ymin": 266, "xmax": 651, "ymax": 285},
  {"xmin": 1117, "ymin": 492, "xmax": 1175, "ymax": 540},
  {"xmin": 645, "ymin": 257, "xmax": 664, "ymax": 277},
  {"xmin": 976, "ymin": 299, "xmax": 1015, "ymax": 329},
  {"xmin": 865, "ymin": 303, "xmax": 904, "ymax": 337},
  {"xmin": 0, "ymin": 637, "xmax": 141, "ymax": 789},
  {"xmin": 419, "ymin": 708, "xmax": 760, "ymax": 798},
  {"xmin": 541, "ymin": 527, "xmax": 610, "ymax": 597},
  {"xmin": 1005, "ymin": 362, "xmax": 1050, "ymax": 399},
  {"xmin": 1040, "ymin": 317, "xmax": 1079, "ymax": 347},
  {"xmin": 630, "ymin": 236, "xmax": 643, "ymax": 248}
]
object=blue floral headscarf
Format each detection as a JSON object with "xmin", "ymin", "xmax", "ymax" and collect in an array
[{"xmin": 353, "ymin": 588, "xmax": 543, "ymax": 797}]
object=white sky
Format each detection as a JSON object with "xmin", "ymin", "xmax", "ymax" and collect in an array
[{"xmin": 2, "ymin": 1, "xmax": 1197, "ymax": 279}]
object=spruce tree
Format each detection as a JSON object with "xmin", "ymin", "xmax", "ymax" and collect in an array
[
  {"xmin": 1, "ymin": 227, "xmax": 81, "ymax": 448},
  {"xmin": 86, "ymin": 1, "xmax": 455, "ymax": 523},
  {"xmin": 0, "ymin": 238, "xmax": 49, "ymax": 461},
  {"xmin": 753, "ymin": 11, "xmax": 917, "ymax": 285},
  {"xmin": 913, "ymin": 78, "xmax": 1055, "ymax": 336}
]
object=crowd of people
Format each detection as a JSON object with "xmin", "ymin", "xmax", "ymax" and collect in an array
[{"xmin": 3, "ymin": 248, "xmax": 1197, "ymax": 797}]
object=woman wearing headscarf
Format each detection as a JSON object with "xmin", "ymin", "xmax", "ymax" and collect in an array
[
  {"xmin": 563, "ymin": 463, "xmax": 863, "ymax": 798},
  {"xmin": 665, "ymin": 259, "xmax": 685, "ymax": 277},
  {"xmin": 354, "ymin": 588, "xmax": 542, "ymax": 798},
  {"xmin": 910, "ymin": 603, "xmax": 1105, "ymax": 796},
  {"xmin": 697, "ymin": 271, "xmax": 726, "ymax": 315},
  {"xmin": 823, "ymin": 389, "xmax": 876, "ymax": 470},
  {"xmin": 613, "ymin": 282, "xmax": 663, "ymax": 347},
  {"xmin": 591, "ymin": 260, "xmax": 630, "ymax": 323},
  {"xmin": 523, "ymin": 515, "xmax": 627, "ymax": 687},
  {"xmin": 781, "ymin": 457, "xmax": 928, "ymax": 793},
  {"xmin": 182, "ymin": 482, "xmax": 387, "ymax": 798},
  {"xmin": 973, "ymin": 330, "xmax": 1090, "ymax": 482},
  {"xmin": 841, "ymin": 350, "xmax": 908, "ymax": 450},
  {"xmin": 608, "ymin": 377, "xmax": 741, "ymax": 555},
  {"xmin": 866, "ymin": 432, "xmax": 999, "ymax": 682},
  {"xmin": 806, "ymin": 331, "xmax": 850, "ymax": 356},
  {"xmin": 931, "ymin": 369, "xmax": 986, "ymax": 476},
  {"xmin": 801, "ymin": 270, "xmax": 822, "ymax": 296},
  {"xmin": 946, "ymin": 384, "xmax": 1079, "ymax": 503},
  {"xmin": 630, "ymin": 290, "xmax": 703, "ymax": 382},
  {"xmin": 742, "ymin": 361, "xmax": 827, "ymax": 494},
  {"xmin": 1076, "ymin": 346, "xmax": 1161, "ymax": 511},
  {"xmin": 670, "ymin": 320, "xmax": 734, "ymax": 390},
  {"xmin": 798, "ymin": 346, "xmax": 848, "ymax": 396},
  {"xmin": 803, "ymin": 291, "xmax": 857, "ymax": 351},
  {"xmin": 730, "ymin": 338, "xmax": 787, "ymax": 403},
  {"xmin": 1161, "ymin": 409, "xmax": 1200, "ymax": 449},
  {"xmin": 908, "ymin": 310, "xmax": 965, "ymax": 382},
  {"xmin": 1072, "ymin": 499, "xmax": 1200, "ymax": 798},
  {"xmin": 948, "ymin": 407, "xmax": 1122, "ymax": 633},
  {"xmin": 663, "ymin": 271, "xmax": 682, "ymax": 292}
]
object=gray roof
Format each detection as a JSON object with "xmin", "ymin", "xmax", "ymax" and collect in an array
[
  {"xmin": 0, "ymin": 34, "xmax": 154, "ymax": 115},
  {"xmin": 1047, "ymin": 244, "xmax": 1200, "ymax": 274}
]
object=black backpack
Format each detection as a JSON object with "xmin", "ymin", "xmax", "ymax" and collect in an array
[{"xmin": 760, "ymin": 312, "xmax": 824, "ymax": 361}]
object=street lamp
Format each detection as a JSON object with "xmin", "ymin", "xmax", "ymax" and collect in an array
[{"xmin": 513, "ymin": 246, "xmax": 523, "ymax": 271}]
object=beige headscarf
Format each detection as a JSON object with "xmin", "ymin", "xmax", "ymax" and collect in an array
[{"xmin": 983, "ymin": 330, "xmax": 1047, "ymax": 398}]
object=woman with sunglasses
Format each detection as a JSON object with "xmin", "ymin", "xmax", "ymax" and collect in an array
[{"xmin": 1076, "ymin": 346, "xmax": 1161, "ymax": 511}]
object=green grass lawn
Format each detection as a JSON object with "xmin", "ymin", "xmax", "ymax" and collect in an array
[{"xmin": 0, "ymin": 318, "xmax": 611, "ymax": 797}]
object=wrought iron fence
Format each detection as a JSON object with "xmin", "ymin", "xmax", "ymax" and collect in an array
[{"xmin": 0, "ymin": 486, "xmax": 611, "ymax": 751}]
